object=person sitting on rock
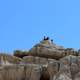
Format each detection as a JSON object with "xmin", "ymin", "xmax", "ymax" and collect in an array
[
  {"xmin": 43, "ymin": 36, "xmax": 49, "ymax": 40},
  {"xmin": 51, "ymin": 39, "xmax": 53, "ymax": 44},
  {"xmin": 41, "ymin": 36, "xmax": 51, "ymax": 45},
  {"xmin": 46, "ymin": 37, "xmax": 49, "ymax": 40}
]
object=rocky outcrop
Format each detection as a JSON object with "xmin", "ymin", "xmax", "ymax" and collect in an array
[
  {"xmin": 0, "ymin": 55, "xmax": 80, "ymax": 80},
  {"xmin": 29, "ymin": 39, "xmax": 78, "ymax": 60},
  {"xmin": 29, "ymin": 39, "xmax": 65, "ymax": 59},
  {"xmin": 0, "ymin": 38, "xmax": 80, "ymax": 80}
]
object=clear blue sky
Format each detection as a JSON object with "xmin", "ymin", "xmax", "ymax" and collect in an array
[{"xmin": 0, "ymin": 0, "xmax": 80, "ymax": 53}]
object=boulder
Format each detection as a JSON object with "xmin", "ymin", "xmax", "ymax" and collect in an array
[{"xmin": 29, "ymin": 40, "xmax": 65, "ymax": 59}]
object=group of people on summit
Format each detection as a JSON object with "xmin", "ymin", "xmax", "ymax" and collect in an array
[{"xmin": 43, "ymin": 36, "xmax": 53, "ymax": 44}]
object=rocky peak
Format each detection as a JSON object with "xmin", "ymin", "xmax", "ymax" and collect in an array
[
  {"xmin": 0, "ymin": 37, "xmax": 79, "ymax": 80},
  {"xmin": 29, "ymin": 38, "xmax": 65, "ymax": 59}
]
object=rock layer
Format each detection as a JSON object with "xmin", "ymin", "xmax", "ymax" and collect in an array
[{"xmin": 0, "ymin": 39, "xmax": 80, "ymax": 80}]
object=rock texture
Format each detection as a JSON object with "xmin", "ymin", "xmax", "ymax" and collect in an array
[{"xmin": 0, "ymin": 38, "xmax": 80, "ymax": 80}]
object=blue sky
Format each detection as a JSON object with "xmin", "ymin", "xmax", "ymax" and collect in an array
[{"xmin": 0, "ymin": 0, "xmax": 80, "ymax": 53}]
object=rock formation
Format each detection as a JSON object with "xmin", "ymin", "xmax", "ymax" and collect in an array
[{"xmin": 0, "ymin": 37, "xmax": 80, "ymax": 80}]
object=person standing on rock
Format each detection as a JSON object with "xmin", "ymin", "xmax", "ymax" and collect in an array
[{"xmin": 51, "ymin": 39, "xmax": 53, "ymax": 44}]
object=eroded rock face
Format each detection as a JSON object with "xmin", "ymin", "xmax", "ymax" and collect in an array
[
  {"xmin": 0, "ymin": 55, "xmax": 80, "ymax": 80},
  {"xmin": 0, "ymin": 39, "xmax": 80, "ymax": 80},
  {"xmin": 29, "ymin": 40, "xmax": 65, "ymax": 59},
  {"xmin": 53, "ymin": 55, "xmax": 80, "ymax": 80},
  {"xmin": 29, "ymin": 39, "xmax": 78, "ymax": 60}
]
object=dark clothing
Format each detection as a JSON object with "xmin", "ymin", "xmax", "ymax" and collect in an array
[{"xmin": 44, "ymin": 36, "xmax": 49, "ymax": 40}]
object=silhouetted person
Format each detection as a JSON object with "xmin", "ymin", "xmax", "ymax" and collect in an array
[
  {"xmin": 46, "ymin": 37, "xmax": 49, "ymax": 40},
  {"xmin": 51, "ymin": 39, "xmax": 53, "ymax": 44},
  {"xmin": 43, "ymin": 36, "xmax": 49, "ymax": 40},
  {"xmin": 44, "ymin": 36, "xmax": 46, "ymax": 40}
]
